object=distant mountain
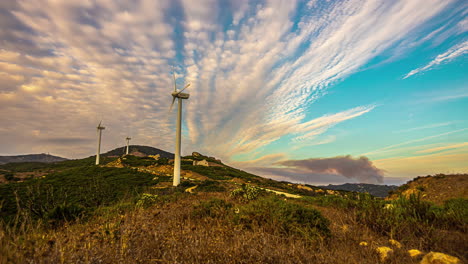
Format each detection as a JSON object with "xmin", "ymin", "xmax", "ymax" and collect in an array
[
  {"xmin": 103, "ymin": 145, "xmax": 174, "ymax": 159},
  {"xmin": 320, "ymin": 183, "xmax": 398, "ymax": 197},
  {"xmin": 0, "ymin": 154, "xmax": 68, "ymax": 165}
]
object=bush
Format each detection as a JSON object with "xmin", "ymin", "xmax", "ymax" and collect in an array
[
  {"xmin": 136, "ymin": 193, "xmax": 159, "ymax": 208},
  {"xmin": 121, "ymin": 155, "xmax": 158, "ymax": 167},
  {"xmin": 192, "ymin": 198, "xmax": 233, "ymax": 218},
  {"xmin": 355, "ymin": 194, "xmax": 468, "ymax": 240},
  {"xmin": 197, "ymin": 180, "xmax": 226, "ymax": 192},
  {"xmin": 236, "ymin": 196, "xmax": 330, "ymax": 240},
  {"xmin": 436, "ymin": 198, "xmax": 468, "ymax": 231},
  {"xmin": 46, "ymin": 203, "xmax": 85, "ymax": 225},
  {"xmin": 230, "ymin": 184, "xmax": 264, "ymax": 201},
  {"xmin": 4, "ymin": 173, "xmax": 15, "ymax": 181}
]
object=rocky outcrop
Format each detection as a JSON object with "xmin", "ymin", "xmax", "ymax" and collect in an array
[
  {"xmin": 420, "ymin": 252, "xmax": 461, "ymax": 264},
  {"xmin": 193, "ymin": 159, "xmax": 209, "ymax": 166}
]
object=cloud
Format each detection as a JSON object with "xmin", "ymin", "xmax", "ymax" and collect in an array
[
  {"xmin": 416, "ymin": 142, "xmax": 468, "ymax": 154},
  {"xmin": 394, "ymin": 121, "xmax": 456, "ymax": 133},
  {"xmin": 275, "ymin": 155, "xmax": 385, "ymax": 184},
  {"xmin": 0, "ymin": 0, "xmax": 457, "ymax": 164},
  {"xmin": 403, "ymin": 40, "xmax": 468, "ymax": 79},
  {"xmin": 363, "ymin": 128, "xmax": 468, "ymax": 156}
]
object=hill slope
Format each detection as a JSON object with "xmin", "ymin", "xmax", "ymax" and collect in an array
[
  {"xmin": 0, "ymin": 151, "xmax": 466, "ymax": 263},
  {"xmin": 0, "ymin": 154, "xmax": 67, "ymax": 165},
  {"xmin": 387, "ymin": 174, "xmax": 468, "ymax": 204},
  {"xmin": 103, "ymin": 145, "xmax": 174, "ymax": 159},
  {"xmin": 321, "ymin": 183, "xmax": 398, "ymax": 197}
]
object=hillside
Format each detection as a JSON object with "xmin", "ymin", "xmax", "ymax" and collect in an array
[
  {"xmin": 321, "ymin": 183, "xmax": 398, "ymax": 197},
  {"xmin": 0, "ymin": 152, "xmax": 466, "ymax": 263},
  {"xmin": 103, "ymin": 145, "xmax": 174, "ymax": 159},
  {"xmin": 387, "ymin": 174, "xmax": 468, "ymax": 205},
  {"xmin": 0, "ymin": 153, "xmax": 67, "ymax": 165}
]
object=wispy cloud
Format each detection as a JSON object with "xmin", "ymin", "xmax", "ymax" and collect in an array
[
  {"xmin": 394, "ymin": 121, "xmax": 456, "ymax": 133},
  {"xmin": 0, "ymin": 0, "xmax": 457, "ymax": 162},
  {"xmin": 417, "ymin": 142, "xmax": 468, "ymax": 154},
  {"xmin": 363, "ymin": 128, "xmax": 468, "ymax": 156},
  {"xmin": 403, "ymin": 40, "xmax": 468, "ymax": 79}
]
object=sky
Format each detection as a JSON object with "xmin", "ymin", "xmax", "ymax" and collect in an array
[{"xmin": 0, "ymin": 0, "xmax": 467, "ymax": 185}]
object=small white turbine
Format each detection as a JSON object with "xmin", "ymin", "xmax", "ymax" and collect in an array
[
  {"xmin": 170, "ymin": 69, "xmax": 190, "ymax": 186},
  {"xmin": 96, "ymin": 121, "xmax": 105, "ymax": 165},
  {"xmin": 125, "ymin": 137, "xmax": 131, "ymax": 155}
]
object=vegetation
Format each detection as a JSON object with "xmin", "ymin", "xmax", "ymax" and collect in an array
[
  {"xmin": 0, "ymin": 157, "xmax": 466, "ymax": 263},
  {"xmin": 0, "ymin": 166, "xmax": 158, "ymax": 224}
]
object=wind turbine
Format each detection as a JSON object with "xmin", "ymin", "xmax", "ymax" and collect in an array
[
  {"xmin": 170, "ymin": 68, "xmax": 190, "ymax": 186},
  {"xmin": 125, "ymin": 137, "xmax": 131, "ymax": 155},
  {"xmin": 96, "ymin": 121, "xmax": 105, "ymax": 165}
]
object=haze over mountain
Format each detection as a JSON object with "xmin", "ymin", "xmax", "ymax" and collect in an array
[
  {"xmin": 0, "ymin": 153, "xmax": 67, "ymax": 165},
  {"xmin": 320, "ymin": 183, "xmax": 398, "ymax": 198}
]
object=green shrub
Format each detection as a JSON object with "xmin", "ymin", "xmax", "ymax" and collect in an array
[
  {"xmin": 230, "ymin": 184, "xmax": 264, "ymax": 201},
  {"xmin": 121, "ymin": 155, "xmax": 158, "ymax": 167},
  {"xmin": 236, "ymin": 196, "xmax": 330, "ymax": 240},
  {"xmin": 304, "ymin": 193, "xmax": 360, "ymax": 208},
  {"xmin": 197, "ymin": 180, "xmax": 226, "ymax": 192},
  {"xmin": 355, "ymin": 194, "xmax": 467, "ymax": 240},
  {"xmin": 46, "ymin": 203, "xmax": 85, "ymax": 225},
  {"xmin": 0, "ymin": 166, "xmax": 156, "ymax": 224},
  {"xmin": 192, "ymin": 198, "xmax": 233, "ymax": 218},
  {"xmin": 435, "ymin": 198, "xmax": 468, "ymax": 231},
  {"xmin": 136, "ymin": 193, "xmax": 159, "ymax": 208},
  {"xmin": 4, "ymin": 173, "xmax": 15, "ymax": 181}
]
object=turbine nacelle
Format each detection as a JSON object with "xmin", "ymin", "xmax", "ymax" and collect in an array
[
  {"xmin": 97, "ymin": 121, "xmax": 105, "ymax": 130},
  {"xmin": 172, "ymin": 92, "xmax": 190, "ymax": 99}
]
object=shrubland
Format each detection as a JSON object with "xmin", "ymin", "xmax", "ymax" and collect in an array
[{"xmin": 0, "ymin": 157, "xmax": 466, "ymax": 263}]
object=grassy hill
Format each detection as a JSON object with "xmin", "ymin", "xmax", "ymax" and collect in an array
[
  {"xmin": 388, "ymin": 174, "xmax": 468, "ymax": 205},
  {"xmin": 103, "ymin": 145, "xmax": 174, "ymax": 159},
  {"xmin": 0, "ymin": 153, "xmax": 466, "ymax": 263}
]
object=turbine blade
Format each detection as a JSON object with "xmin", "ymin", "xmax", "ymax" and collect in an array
[
  {"xmin": 169, "ymin": 97, "xmax": 176, "ymax": 112},
  {"xmin": 178, "ymin": 83, "xmax": 190, "ymax": 94},
  {"xmin": 172, "ymin": 67, "xmax": 177, "ymax": 92}
]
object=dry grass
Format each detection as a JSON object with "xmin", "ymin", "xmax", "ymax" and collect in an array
[{"xmin": 3, "ymin": 191, "xmax": 465, "ymax": 264}]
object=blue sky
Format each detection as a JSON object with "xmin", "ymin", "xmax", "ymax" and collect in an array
[{"xmin": 0, "ymin": 0, "xmax": 467, "ymax": 185}]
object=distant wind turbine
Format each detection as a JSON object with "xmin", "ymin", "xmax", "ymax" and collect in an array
[
  {"xmin": 96, "ymin": 121, "xmax": 105, "ymax": 165},
  {"xmin": 125, "ymin": 137, "xmax": 131, "ymax": 155},
  {"xmin": 169, "ymin": 68, "xmax": 190, "ymax": 186}
]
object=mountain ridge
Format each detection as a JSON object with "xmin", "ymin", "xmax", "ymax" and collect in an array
[
  {"xmin": 320, "ymin": 183, "xmax": 398, "ymax": 197},
  {"xmin": 0, "ymin": 153, "xmax": 68, "ymax": 165}
]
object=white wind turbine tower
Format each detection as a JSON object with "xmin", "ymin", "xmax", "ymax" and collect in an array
[
  {"xmin": 96, "ymin": 121, "xmax": 105, "ymax": 165},
  {"xmin": 169, "ymin": 69, "xmax": 190, "ymax": 186},
  {"xmin": 125, "ymin": 137, "xmax": 131, "ymax": 155}
]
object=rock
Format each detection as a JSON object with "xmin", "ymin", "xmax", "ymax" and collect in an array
[
  {"xmin": 193, "ymin": 159, "xmax": 209, "ymax": 166},
  {"xmin": 420, "ymin": 252, "xmax": 461, "ymax": 264},
  {"xmin": 148, "ymin": 154, "xmax": 160, "ymax": 160},
  {"xmin": 376, "ymin": 246, "xmax": 393, "ymax": 262},
  {"xmin": 297, "ymin": 184, "xmax": 313, "ymax": 191},
  {"xmin": 408, "ymin": 249, "xmax": 423, "ymax": 258},
  {"xmin": 389, "ymin": 239, "xmax": 401, "ymax": 249},
  {"xmin": 192, "ymin": 152, "xmax": 202, "ymax": 157}
]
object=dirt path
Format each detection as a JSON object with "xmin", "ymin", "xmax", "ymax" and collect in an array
[{"xmin": 262, "ymin": 188, "xmax": 302, "ymax": 198}]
